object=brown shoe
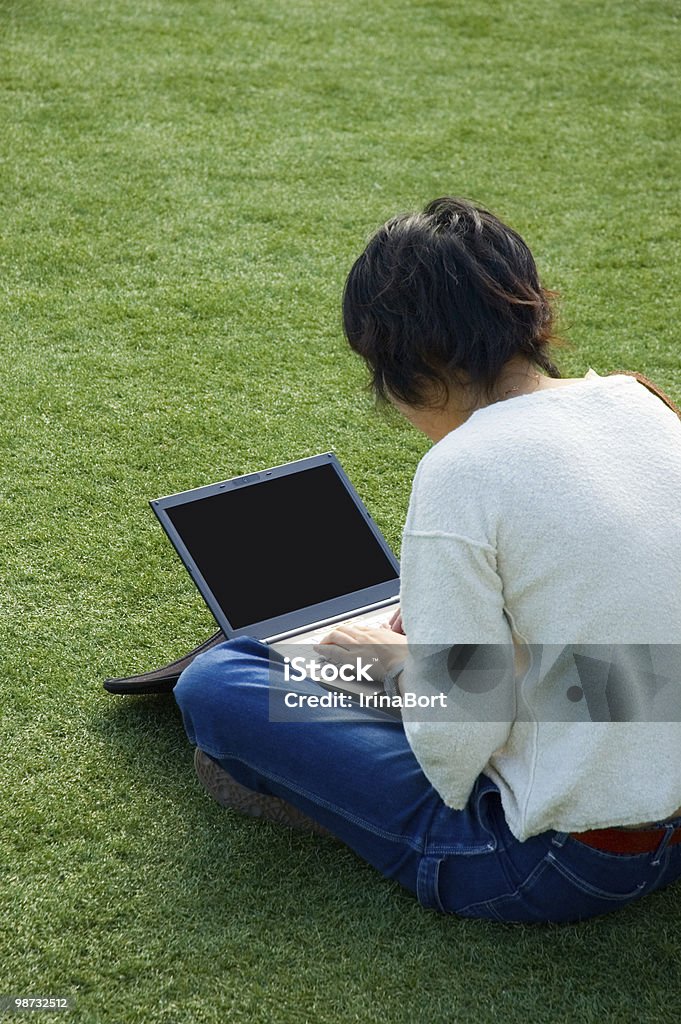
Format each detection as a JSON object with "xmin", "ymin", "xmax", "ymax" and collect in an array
[{"xmin": 193, "ymin": 748, "xmax": 332, "ymax": 837}]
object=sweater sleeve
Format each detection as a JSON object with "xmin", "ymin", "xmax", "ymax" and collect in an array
[{"xmin": 397, "ymin": 454, "xmax": 517, "ymax": 810}]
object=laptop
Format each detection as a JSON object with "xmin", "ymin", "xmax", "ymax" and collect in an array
[{"xmin": 149, "ymin": 452, "xmax": 401, "ymax": 699}]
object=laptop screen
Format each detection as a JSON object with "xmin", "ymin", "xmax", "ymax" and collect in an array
[{"xmin": 164, "ymin": 462, "xmax": 398, "ymax": 630}]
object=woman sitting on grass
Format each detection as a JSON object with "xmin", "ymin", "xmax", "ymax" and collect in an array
[{"xmin": 174, "ymin": 197, "xmax": 681, "ymax": 923}]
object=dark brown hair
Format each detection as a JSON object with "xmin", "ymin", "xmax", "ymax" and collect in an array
[{"xmin": 342, "ymin": 196, "xmax": 565, "ymax": 409}]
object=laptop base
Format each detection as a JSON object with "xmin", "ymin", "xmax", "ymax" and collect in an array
[{"xmin": 103, "ymin": 629, "xmax": 226, "ymax": 695}]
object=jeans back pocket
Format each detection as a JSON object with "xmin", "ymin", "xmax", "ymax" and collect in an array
[{"xmin": 455, "ymin": 845, "xmax": 652, "ymax": 924}]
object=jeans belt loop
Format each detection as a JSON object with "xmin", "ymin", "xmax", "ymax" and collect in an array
[
  {"xmin": 416, "ymin": 856, "xmax": 445, "ymax": 912},
  {"xmin": 651, "ymin": 823, "xmax": 676, "ymax": 867}
]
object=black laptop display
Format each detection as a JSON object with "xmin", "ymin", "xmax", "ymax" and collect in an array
[{"xmin": 151, "ymin": 452, "xmax": 400, "ymax": 642}]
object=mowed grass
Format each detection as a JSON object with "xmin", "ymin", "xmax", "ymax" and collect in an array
[{"xmin": 1, "ymin": 0, "xmax": 681, "ymax": 1021}]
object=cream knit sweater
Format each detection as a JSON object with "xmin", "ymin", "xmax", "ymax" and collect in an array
[{"xmin": 399, "ymin": 370, "xmax": 681, "ymax": 841}]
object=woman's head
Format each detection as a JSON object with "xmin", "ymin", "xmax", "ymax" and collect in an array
[{"xmin": 342, "ymin": 197, "xmax": 564, "ymax": 411}]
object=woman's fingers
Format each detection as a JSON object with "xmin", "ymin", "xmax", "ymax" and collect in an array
[
  {"xmin": 313, "ymin": 642, "xmax": 353, "ymax": 666},
  {"xmin": 318, "ymin": 623, "xmax": 374, "ymax": 645},
  {"xmin": 317, "ymin": 625, "xmax": 363, "ymax": 647}
]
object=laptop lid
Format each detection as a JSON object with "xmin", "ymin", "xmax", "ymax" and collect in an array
[{"xmin": 151, "ymin": 452, "xmax": 400, "ymax": 641}]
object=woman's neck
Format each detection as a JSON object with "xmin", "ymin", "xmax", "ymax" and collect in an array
[{"xmin": 393, "ymin": 359, "xmax": 583, "ymax": 442}]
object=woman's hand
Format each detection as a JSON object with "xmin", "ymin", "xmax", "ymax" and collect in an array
[
  {"xmin": 388, "ymin": 607, "xmax": 405, "ymax": 634},
  {"xmin": 314, "ymin": 623, "xmax": 408, "ymax": 683}
]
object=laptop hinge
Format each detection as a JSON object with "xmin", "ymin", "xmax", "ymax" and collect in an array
[{"xmin": 264, "ymin": 597, "xmax": 400, "ymax": 644}]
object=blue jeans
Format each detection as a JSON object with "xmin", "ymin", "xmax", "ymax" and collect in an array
[{"xmin": 174, "ymin": 637, "xmax": 681, "ymax": 923}]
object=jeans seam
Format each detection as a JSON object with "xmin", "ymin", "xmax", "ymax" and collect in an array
[
  {"xmin": 425, "ymin": 841, "xmax": 495, "ymax": 855},
  {"xmin": 546, "ymin": 850, "xmax": 649, "ymax": 900}
]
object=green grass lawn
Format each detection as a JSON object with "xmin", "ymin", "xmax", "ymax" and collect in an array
[{"xmin": 2, "ymin": 0, "xmax": 681, "ymax": 1021}]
